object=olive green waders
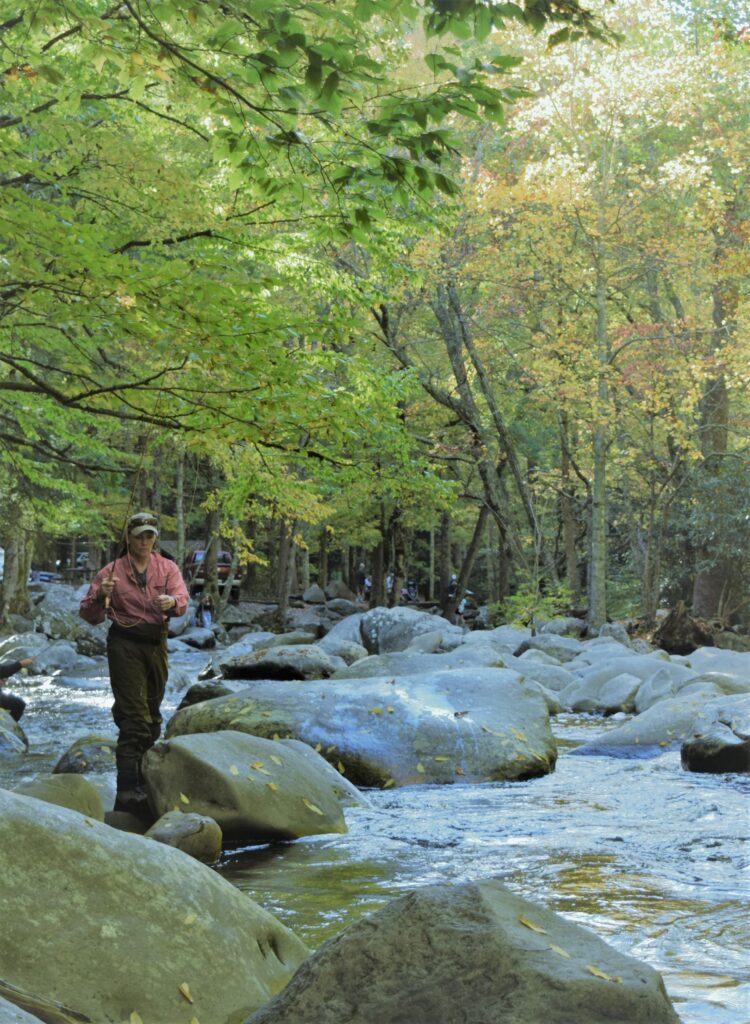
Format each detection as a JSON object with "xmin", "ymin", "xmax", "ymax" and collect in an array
[{"xmin": 107, "ymin": 622, "xmax": 168, "ymax": 813}]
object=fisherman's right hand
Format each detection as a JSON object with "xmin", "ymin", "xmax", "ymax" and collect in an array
[{"xmin": 100, "ymin": 576, "xmax": 119, "ymax": 597}]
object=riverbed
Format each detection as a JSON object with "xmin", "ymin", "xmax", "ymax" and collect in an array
[{"xmin": 2, "ymin": 657, "xmax": 748, "ymax": 1024}]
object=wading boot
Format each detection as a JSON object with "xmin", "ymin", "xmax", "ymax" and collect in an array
[{"xmin": 114, "ymin": 761, "xmax": 151, "ymax": 819}]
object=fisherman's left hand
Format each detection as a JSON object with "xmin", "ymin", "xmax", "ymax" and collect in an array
[{"xmin": 157, "ymin": 595, "xmax": 177, "ymax": 612}]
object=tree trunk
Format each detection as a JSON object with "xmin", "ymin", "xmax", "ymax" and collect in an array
[
  {"xmin": 588, "ymin": 241, "xmax": 609, "ymax": 630},
  {"xmin": 317, "ymin": 526, "xmax": 329, "ymax": 589},
  {"xmin": 1, "ymin": 531, "xmax": 32, "ymax": 621},
  {"xmin": 174, "ymin": 448, "xmax": 186, "ymax": 573},
  {"xmin": 559, "ymin": 415, "xmax": 583, "ymax": 608}
]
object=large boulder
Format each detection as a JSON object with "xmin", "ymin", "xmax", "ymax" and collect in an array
[
  {"xmin": 12, "ymin": 773, "xmax": 105, "ymax": 820},
  {"xmin": 165, "ymin": 668, "xmax": 557, "ymax": 787},
  {"xmin": 0, "ymin": 709, "xmax": 27, "ymax": 757},
  {"xmin": 222, "ymin": 644, "xmax": 341, "ymax": 681},
  {"xmin": 244, "ymin": 880, "xmax": 679, "ymax": 1024},
  {"xmin": 680, "ymin": 694, "xmax": 750, "ymax": 773},
  {"xmin": 145, "ymin": 810, "xmax": 223, "ymax": 864},
  {"xmin": 0, "ymin": 788, "xmax": 309, "ymax": 1024},
  {"xmin": 143, "ymin": 730, "xmax": 347, "ymax": 841},
  {"xmin": 360, "ymin": 606, "xmax": 464, "ymax": 655},
  {"xmin": 53, "ymin": 734, "xmax": 117, "ymax": 774},
  {"xmin": 513, "ymin": 633, "xmax": 584, "ymax": 663},
  {"xmin": 334, "ymin": 645, "xmax": 510, "ymax": 679},
  {"xmin": 571, "ymin": 691, "xmax": 725, "ymax": 756}
]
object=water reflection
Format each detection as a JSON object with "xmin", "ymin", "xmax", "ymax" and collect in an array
[{"xmin": 1, "ymin": 673, "xmax": 748, "ymax": 1023}]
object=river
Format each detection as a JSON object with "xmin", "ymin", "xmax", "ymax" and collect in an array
[{"xmin": 2, "ymin": 653, "xmax": 748, "ymax": 1024}]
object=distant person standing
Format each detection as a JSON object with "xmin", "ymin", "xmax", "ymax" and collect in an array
[
  {"xmin": 79, "ymin": 512, "xmax": 189, "ymax": 816},
  {"xmin": 0, "ymin": 656, "xmax": 33, "ymax": 721},
  {"xmin": 355, "ymin": 562, "xmax": 367, "ymax": 601},
  {"xmin": 198, "ymin": 592, "xmax": 214, "ymax": 629}
]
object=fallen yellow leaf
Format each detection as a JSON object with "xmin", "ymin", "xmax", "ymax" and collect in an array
[
  {"xmin": 315, "ymin": 742, "xmax": 322, "ymax": 752},
  {"xmin": 383, "ymin": 778, "xmax": 395, "ymax": 788},
  {"xmin": 184, "ymin": 913, "xmax": 197, "ymax": 926},
  {"xmin": 272, "ymin": 732, "xmax": 280, "ymax": 740},
  {"xmin": 434, "ymin": 755, "xmax": 449, "ymax": 762},
  {"xmin": 386, "ymin": 705, "xmax": 395, "ymax": 713},
  {"xmin": 267, "ymin": 782, "xmax": 279, "ymax": 792},
  {"xmin": 518, "ymin": 915, "xmax": 548, "ymax": 934},
  {"xmin": 179, "ymin": 793, "xmax": 190, "ymax": 804},
  {"xmin": 337, "ymin": 761, "xmax": 346, "ymax": 774},
  {"xmin": 549, "ymin": 944, "xmax": 571, "ymax": 959},
  {"xmin": 327, "ymin": 745, "xmax": 336, "ymax": 753},
  {"xmin": 229, "ymin": 765, "xmax": 239, "ymax": 775},
  {"xmin": 302, "ymin": 798, "xmax": 324, "ymax": 815},
  {"xmin": 130, "ymin": 1013, "xmax": 143, "ymax": 1024},
  {"xmin": 270, "ymin": 755, "xmax": 283, "ymax": 765},
  {"xmin": 416, "ymin": 763, "xmax": 426, "ymax": 773},
  {"xmin": 179, "ymin": 981, "xmax": 194, "ymax": 1003},
  {"xmin": 369, "ymin": 707, "xmax": 383, "ymax": 714},
  {"xmin": 455, "ymin": 766, "xmax": 464, "ymax": 775},
  {"xmin": 587, "ymin": 965, "xmax": 620, "ymax": 982},
  {"xmin": 250, "ymin": 761, "xmax": 265, "ymax": 769}
]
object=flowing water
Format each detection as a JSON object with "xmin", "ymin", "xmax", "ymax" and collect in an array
[{"xmin": 2, "ymin": 657, "xmax": 748, "ymax": 1024}]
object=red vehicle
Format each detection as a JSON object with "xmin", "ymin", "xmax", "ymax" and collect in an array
[{"xmin": 184, "ymin": 549, "xmax": 240, "ymax": 595}]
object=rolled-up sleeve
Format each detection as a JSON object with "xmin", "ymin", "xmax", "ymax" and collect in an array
[
  {"xmin": 167, "ymin": 561, "xmax": 190, "ymax": 617},
  {"xmin": 79, "ymin": 567, "xmax": 109, "ymax": 625}
]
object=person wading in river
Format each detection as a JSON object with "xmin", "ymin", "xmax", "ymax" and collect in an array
[{"xmin": 79, "ymin": 512, "xmax": 189, "ymax": 816}]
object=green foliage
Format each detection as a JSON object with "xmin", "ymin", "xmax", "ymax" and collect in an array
[{"xmin": 488, "ymin": 581, "xmax": 572, "ymax": 628}]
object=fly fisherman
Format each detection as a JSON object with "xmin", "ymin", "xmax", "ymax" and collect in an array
[{"xmin": 79, "ymin": 512, "xmax": 189, "ymax": 816}]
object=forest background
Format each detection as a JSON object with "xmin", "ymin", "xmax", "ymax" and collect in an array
[{"xmin": 0, "ymin": 0, "xmax": 747, "ymax": 632}]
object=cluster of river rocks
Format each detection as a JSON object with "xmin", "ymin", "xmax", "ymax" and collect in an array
[{"xmin": 0, "ymin": 581, "xmax": 747, "ymax": 1023}]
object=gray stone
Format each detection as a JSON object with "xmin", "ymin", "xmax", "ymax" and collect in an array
[
  {"xmin": 596, "ymin": 621, "xmax": 633, "ymax": 646},
  {"xmin": 538, "ymin": 616, "xmax": 586, "ymax": 637},
  {"xmin": 0, "ymin": 709, "xmax": 27, "ymax": 757},
  {"xmin": 178, "ymin": 626, "xmax": 216, "ymax": 649},
  {"xmin": 12, "ymin": 773, "xmax": 105, "ymax": 820},
  {"xmin": 319, "ymin": 613, "xmax": 366, "ymax": 647},
  {"xmin": 177, "ymin": 680, "xmax": 234, "ymax": 711},
  {"xmin": 404, "ymin": 629, "xmax": 444, "ymax": 653},
  {"xmin": 144, "ymin": 730, "xmax": 347, "ymax": 842},
  {"xmin": 360, "ymin": 606, "xmax": 463, "ymax": 655},
  {"xmin": 634, "ymin": 663, "xmax": 701, "ymax": 713},
  {"xmin": 0, "ymin": 993, "xmax": 61, "ymax": 1023},
  {"xmin": 0, "ymin": 788, "xmax": 308, "ymax": 1023},
  {"xmin": 316, "ymin": 637, "xmax": 369, "ymax": 665},
  {"xmin": 598, "ymin": 673, "xmax": 642, "ymax": 714},
  {"xmin": 221, "ymin": 644, "xmax": 340, "ymax": 681},
  {"xmin": 324, "ymin": 579, "xmax": 357, "ymax": 601},
  {"xmin": 53, "ymin": 734, "xmax": 117, "ymax": 774},
  {"xmin": 145, "ymin": 810, "xmax": 223, "ymax": 863},
  {"xmin": 681, "ymin": 693, "xmax": 750, "ymax": 773},
  {"xmin": 166, "ymin": 667, "xmax": 557, "ymax": 788},
  {"xmin": 324, "ymin": 597, "xmax": 360, "ymax": 616},
  {"xmin": 513, "ymin": 634, "xmax": 584, "ymax": 663},
  {"xmin": 572, "ymin": 691, "xmax": 726, "ymax": 756},
  {"xmin": 244, "ymin": 880, "xmax": 679, "ymax": 1024},
  {"xmin": 302, "ymin": 583, "xmax": 326, "ymax": 604}
]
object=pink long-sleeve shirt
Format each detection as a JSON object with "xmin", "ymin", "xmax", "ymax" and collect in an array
[{"xmin": 79, "ymin": 551, "xmax": 189, "ymax": 628}]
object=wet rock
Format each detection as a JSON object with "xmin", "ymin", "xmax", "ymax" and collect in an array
[
  {"xmin": 145, "ymin": 810, "xmax": 223, "ymax": 864},
  {"xmin": 571, "ymin": 690, "xmax": 726, "ymax": 756},
  {"xmin": 178, "ymin": 626, "xmax": 216, "ymax": 649},
  {"xmin": 360, "ymin": 606, "xmax": 463, "ymax": 655},
  {"xmin": 681, "ymin": 694, "xmax": 750, "ymax": 773},
  {"xmin": 221, "ymin": 644, "xmax": 341, "ymax": 681},
  {"xmin": 0, "ymin": 709, "xmax": 28, "ymax": 757},
  {"xmin": 12, "ymin": 773, "xmax": 105, "ymax": 820},
  {"xmin": 144, "ymin": 730, "xmax": 347, "ymax": 842},
  {"xmin": 53, "ymin": 734, "xmax": 117, "ymax": 774},
  {"xmin": 264, "ymin": 630, "xmax": 321, "ymax": 649},
  {"xmin": 177, "ymin": 680, "xmax": 234, "ymax": 711},
  {"xmin": 0, "ymin": 788, "xmax": 308, "ymax": 1024},
  {"xmin": 244, "ymin": 879, "xmax": 680, "ymax": 1024},
  {"xmin": 633, "ymin": 663, "xmax": 701, "ymax": 713},
  {"xmin": 0, "ymin": 992, "xmax": 52, "ymax": 1023},
  {"xmin": 166, "ymin": 667, "xmax": 557, "ymax": 788},
  {"xmin": 335, "ymin": 645, "xmax": 509, "ymax": 679}
]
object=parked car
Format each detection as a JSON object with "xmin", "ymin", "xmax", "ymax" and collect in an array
[{"xmin": 184, "ymin": 549, "xmax": 240, "ymax": 595}]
